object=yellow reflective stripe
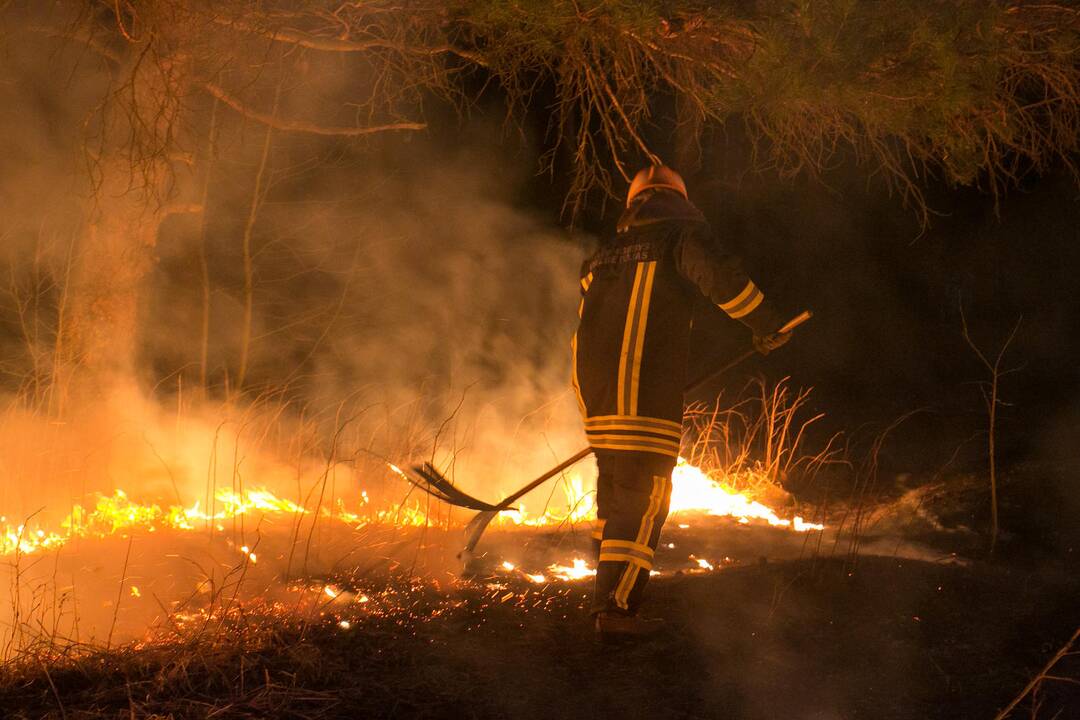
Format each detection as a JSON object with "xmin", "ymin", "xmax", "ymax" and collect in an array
[
  {"xmin": 636, "ymin": 475, "xmax": 665, "ymax": 546},
  {"xmin": 586, "ymin": 433, "xmax": 679, "ymax": 450},
  {"xmin": 585, "ymin": 415, "xmax": 682, "ymax": 432},
  {"xmin": 584, "ymin": 422, "xmax": 681, "ymax": 439},
  {"xmin": 628, "ymin": 262, "xmax": 656, "ymax": 415},
  {"xmin": 581, "ymin": 271, "xmax": 594, "ymax": 292},
  {"xmin": 617, "ymin": 264, "xmax": 645, "ymax": 415},
  {"xmin": 570, "ymin": 333, "xmax": 586, "ymax": 418},
  {"xmin": 613, "ymin": 565, "xmax": 640, "ymax": 610},
  {"xmin": 727, "ymin": 287, "xmax": 764, "ymax": 319},
  {"xmin": 718, "ymin": 280, "xmax": 757, "ymax": 311},
  {"xmin": 600, "ymin": 539, "xmax": 654, "ymax": 556},
  {"xmin": 612, "ymin": 475, "xmax": 667, "ymax": 609},
  {"xmin": 600, "ymin": 553, "xmax": 653, "ymax": 570},
  {"xmin": 586, "ymin": 441, "xmax": 679, "ymax": 457},
  {"xmin": 592, "ymin": 518, "xmax": 607, "ymax": 540}
]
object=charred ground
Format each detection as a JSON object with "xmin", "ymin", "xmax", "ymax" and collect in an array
[{"xmin": 1, "ymin": 551, "xmax": 1076, "ymax": 720}]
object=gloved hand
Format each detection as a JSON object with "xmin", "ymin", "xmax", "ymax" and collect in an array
[{"xmin": 753, "ymin": 330, "xmax": 791, "ymax": 355}]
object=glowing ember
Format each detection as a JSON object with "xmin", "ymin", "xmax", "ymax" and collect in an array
[{"xmin": 546, "ymin": 558, "xmax": 595, "ymax": 581}]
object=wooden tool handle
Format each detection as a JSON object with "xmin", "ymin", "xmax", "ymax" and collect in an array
[
  {"xmin": 499, "ymin": 446, "xmax": 594, "ymax": 509},
  {"xmin": 777, "ymin": 310, "xmax": 813, "ymax": 334}
]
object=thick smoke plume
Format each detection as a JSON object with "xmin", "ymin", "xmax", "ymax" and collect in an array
[
  {"xmin": 0, "ymin": 24, "xmax": 596, "ymax": 647},
  {"xmin": 0, "ymin": 25, "xmax": 592, "ymax": 518}
]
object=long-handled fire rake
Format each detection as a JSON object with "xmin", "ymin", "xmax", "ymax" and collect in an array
[{"xmin": 403, "ymin": 310, "xmax": 812, "ymax": 567}]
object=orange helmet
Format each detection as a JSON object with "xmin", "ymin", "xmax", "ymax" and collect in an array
[{"xmin": 626, "ymin": 165, "xmax": 688, "ymax": 207}]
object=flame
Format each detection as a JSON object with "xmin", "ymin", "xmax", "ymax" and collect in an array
[
  {"xmin": 0, "ymin": 458, "xmax": 819, "ymax": 559},
  {"xmin": 494, "ymin": 473, "xmax": 595, "ymax": 528},
  {"xmin": 489, "ymin": 457, "xmax": 822, "ymax": 532},
  {"xmin": 0, "ymin": 484, "xmax": 441, "ymax": 557},
  {"xmin": 669, "ymin": 458, "xmax": 824, "ymax": 531},
  {"xmin": 546, "ymin": 558, "xmax": 596, "ymax": 581}
]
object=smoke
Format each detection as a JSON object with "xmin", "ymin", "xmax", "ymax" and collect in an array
[
  {"xmin": 0, "ymin": 19, "xmax": 598, "ymax": 650},
  {"xmin": 0, "ymin": 17, "xmax": 594, "ymax": 531},
  {"xmin": 152, "ymin": 125, "xmax": 589, "ymax": 503}
]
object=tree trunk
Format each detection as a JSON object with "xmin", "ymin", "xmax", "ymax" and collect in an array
[{"xmin": 57, "ymin": 48, "xmax": 190, "ymax": 408}]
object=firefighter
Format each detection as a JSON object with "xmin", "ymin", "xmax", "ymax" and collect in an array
[{"xmin": 572, "ymin": 165, "xmax": 791, "ymax": 640}]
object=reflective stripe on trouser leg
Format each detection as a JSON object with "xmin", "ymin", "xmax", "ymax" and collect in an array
[
  {"xmin": 591, "ymin": 451, "xmax": 674, "ymax": 616},
  {"xmin": 612, "ymin": 474, "xmax": 670, "ymax": 610}
]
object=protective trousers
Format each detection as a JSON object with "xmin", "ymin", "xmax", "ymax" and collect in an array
[{"xmin": 590, "ymin": 450, "xmax": 675, "ymax": 616}]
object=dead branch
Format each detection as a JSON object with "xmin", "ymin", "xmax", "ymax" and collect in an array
[
  {"xmin": 205, "ymin": 13, "xmax": 485, "ymax": 65},
  {"xmin": 994, "ymin": 626, "xmax": 1080, "ymax": 719},
  {"xmin": 203, "ymin": 82, "xmax": 425, "ymax": 137},
  {"xmin": 960, "ymin": 301, "xmax": 1022, "ymax": 553}
]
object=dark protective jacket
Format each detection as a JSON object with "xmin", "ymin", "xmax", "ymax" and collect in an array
[{"xmin": 572, "ymin": 191, "xmax": 783, "ymax": 458}]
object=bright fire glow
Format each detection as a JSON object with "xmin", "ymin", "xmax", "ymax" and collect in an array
[
  {"xmin": 495, "ymin": 474, "xmax": 595, "ymax": 528},
  {"xmin": 0, "ymin": 458, "xmax": 819, "ymax": 559},
  {"xmin": 669, "ymin": 458, "xmax": 824, "ymax": 531},
  {"xmin": 546, "ymin": 558, "xmax": 596, "ymax": 581},
  {"xmin": 0, "ymin": 485, "xmax": 442, "ymax": 557}
]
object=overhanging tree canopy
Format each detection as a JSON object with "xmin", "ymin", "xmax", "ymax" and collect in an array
[
  {"xmin": 29, "ymin": 1, "xmax": 1080, "ymax": 214},
  {"xmin": 8, "ymin": 0, "xmax": 1080, "ymax": 393}
]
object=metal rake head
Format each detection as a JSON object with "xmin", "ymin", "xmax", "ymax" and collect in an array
[{"xmin": 404, "ymin": 463, "xmax": 501, "ymax": 512}]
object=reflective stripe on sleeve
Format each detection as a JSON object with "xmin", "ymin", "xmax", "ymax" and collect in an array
[
  {"xmin": 718, "ymin": 280, "xmax": 765, "ymax": 319},
  {"xmin": 581, "ymin": 271, "xmax": 594, "ymax": 292}
]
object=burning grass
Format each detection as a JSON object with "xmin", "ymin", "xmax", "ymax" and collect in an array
[
  {"xmin": 0, "ymin": 377, "xmax": 841, "ymax": 661},
  {"xmin": 13, "ymin": 374, "xmax": 1056, "ymax": 719},
  {"xmin": 2, "ymin": 377, "xmax": 834, "ymax": 561}
]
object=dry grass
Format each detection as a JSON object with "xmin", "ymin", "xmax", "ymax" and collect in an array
[{"xmin": 683, "ymin": 377, "xmax": 844, "ymax": 503}]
